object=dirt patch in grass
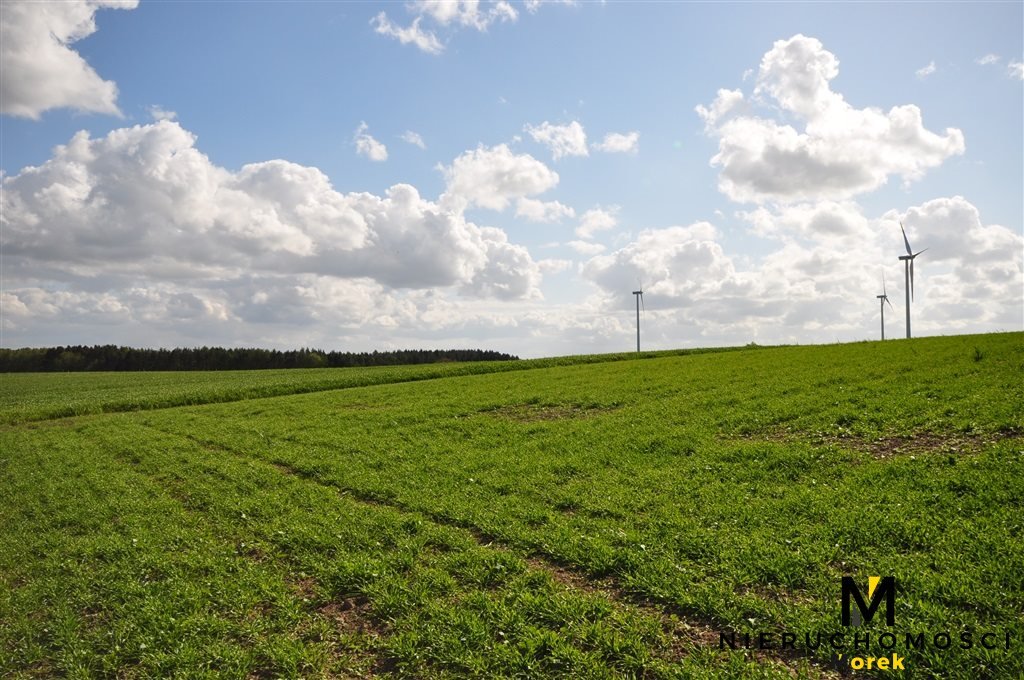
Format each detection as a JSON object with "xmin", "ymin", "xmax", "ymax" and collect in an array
[
  {"xmin": 318, "ymin": 596, "xmax": 381, "ymax": 635},
  {"xmin": 853, "ymin": 428, "xmax": 1022, "ymax": 459},
  {"xmin": 480, "ymin": 402, "xmax": 619, "ymax": 423},
  {"xmin": 738, "ymin": 583, "xmax": 817, "ymax": 608},
  {"xmin": 525, "ymin": 556, "xmax": 616, "ymax": 595},
  {"xmin": 732, "ymin": 426, "xmax": 1022, "ymax": 460}
]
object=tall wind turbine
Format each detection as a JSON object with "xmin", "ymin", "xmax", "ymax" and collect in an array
[
  {"xmin": 876, "ymin": 274, "xmax": 893, "ymax": 340},
  {"xmin": 898, "ymin": 222, "xmax": 927, "ymax": 339},
  {"xmin": 632, "ymin": 288, "xmax": 644, "ymax": 352}
]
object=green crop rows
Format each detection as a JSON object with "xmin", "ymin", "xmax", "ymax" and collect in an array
[{"xmin": 2, "ymin": 333, "xmax": 1022, "ymax": 678}]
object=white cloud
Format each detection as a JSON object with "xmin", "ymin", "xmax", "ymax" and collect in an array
[
  {"xmin": 593, "ymin": 131, "xmax": 640, "ymax": 154},
  {"xmin": 537, "ymin": 258, "xmax": 573, "ymax": 274},
  {"xmin": 440, "ymin": 144, "xmax": 559, "ymax": 211},
  {"xmin": 740, "ymin": 201, "xmax": 872, "ymax": 243},
  {"xmin": 461, "ymin": 227, "xmax": 541, "ymax": 300},
  {"xmin": 573, "ymin": 193, "xmax": 1022, "ymax": 347},
  {"xmin": 371, "ymin": 13, "xmax": 443, "ymax": 55},
  {"xmin": 372, "ymin": 1, "xmax": 517, "ymax": 54},
  {"xmin": 915, "ymin": 61, "xmax": 937, "ymax": 79},
  {"xmin": 896, "ymin": 195, "xmax": 1022, "ymax": 266},
  {"xmin": 1, "ymin": 121, "xmax": 544, "ymax": 311},
  {"xmin": 0, "ymin": 0, "xmax": 138, "ymax": 119},
  {"xmin": 695, "ymin": 89, "xmax": 744, "ymax": 129},
  {"xmin": 525, "ymin": 120, "xmax": 589, "ymax": 160},
  {"xmin": 414, "ymin": 0, "xmax": 517, "ymax": 29},
  {"xmin": 886, "ymin": 197, "xmax": 1023, "ymax": 332},
  {"xmin": 583, "ymin": 222, "xmax": 735, "ymax": 302},
  {"xmin": 3, "ymin": 122, "xmax": 1018, "ymax": 355},
  {"xmin": 525, "ymin": 0, "xmax": 577, "ymax": 12},
  {"xmin": 971, "ymin": 55, "xmax": 1024, "ymax": 81},
  {"xmin": 401, "ymin": 130, "xmax": 427, "ymax": 149},
  {"xmin": 515, "ymin": 197, "xmax": 575, "ymax": 223},
  {"xmin": 354, "ymin": 122, "xmax": 388, "ymax": 161},
  {"xmin": 700, "ymin": 35, "xmax": 965, "ymax": 204},
  {"xmin": 147, "ymin": 105, "xmax": 177, "ymax": 121},
  {"xmin": 566, "ymin": 240, "xmax": 606, "ymax": 255},
  {"xmin": 575, "ymin": 206, "xmax": 619, "ymax": 239}
]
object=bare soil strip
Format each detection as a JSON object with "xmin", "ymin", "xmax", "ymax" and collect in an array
[
  {"xmin": 730, "ymin": 427, "xmax": 1022, "ymax": 459},
  {"xmin": 479, "ymin": 402, "xmax": 620, "ymax": 423}
]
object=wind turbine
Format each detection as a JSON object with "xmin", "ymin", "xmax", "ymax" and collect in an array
[
  {"xmin": 632, "ymin": 288, "xmax": 644, "ymax": 352},
  {"xmin": 876, "ymin": 274, "xmax": 893, "ymax": 340},
  {"xmin": 898, "ymin": 222, "xmax": 927, "ymax": 339}
]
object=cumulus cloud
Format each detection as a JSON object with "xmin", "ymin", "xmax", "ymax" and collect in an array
[
  {"xmin": 461, "ymin": 227, "xmax": 541, "ymax": 300},
  {"xmin": 537, "ymin": 258, "xmax": 573, "ymax": 274},
  {"xmin": 700, "ymin": 35, "xmax": 965, "ymax": 204},
  {"xmin": 354, "ymin": 122, "xmax": 388, "ymax": 161},
  {"xmin": 525, "ymin": 120, "xmax": 589, "ymax": 160},
  {"xmin": 1, "ymin": 0, "xmax": 138, "ymax": 119},
  {"xmin": 896, "ymin": 196, "xmax": 1022, "ymax": 267},
  {"xmin": 740, "ymin": 201, "xmax": 873, "ymax": 243},
  {"xmin": 695, "ymin": 89, "xmax": 744, "ymax": 129},
  {"xmin": 971, "ymin": 56, "xmax": 1023, "ymax": 80},
  {"xmin": 583, "ymin": 223, "xmax": 736, "ymax": 302},
  {"xmin": 566, "ymin": 240, "xmax": 606, "ymax": 256},
  {"xmin": 524, "ymin": 0, "xmax": 577, "ymax": 12},
  {"xmin": 415, "ymin": 0, "xmax": 517, "ymax": 29},
  {"xmin": 370, "ymin": 13, "xmax": 444, "ymax": 55},
  {"xmin": 887, "ymin": 197, "xmax": 1023, "ymax": 331},
  {"xmin": 1, "ymin": 120, "xmax": 545, "ymax": 326},
  {"xmin": 147, "ymin": 105, "xmax": 177, "ymax": 121},
  {"xmin": 401, "ymin": 130, "xmax": 427, "ymax": 149},
  {"xmin": 515, "ymin": 197, "xmax": 575, "ymax": 223},
  {"xmin": 593, "ymin": 131, "xmax": 640, "ymax": 154},
  {"xmin": 915, "ymin": 61, "xmax": 937, "ymax": 79},
  {"xmin": 575, "ymin": 206, "xmax": 619, "ymax": 239},
  {"xmin": 440, "ymin": 144, "xmax": 559, "ymax": 211},
  {"xmin": 575, "ymin": 193, "xmax": 1021, "ymax": 346},
  {"xmin": 372, "ymin": 1, "xmax": 517, "ymax": 54}
]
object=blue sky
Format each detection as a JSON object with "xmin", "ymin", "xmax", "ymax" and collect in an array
[{"xmin": 2, "ymin": 1, "xmax": 1022, "ymax": 356}]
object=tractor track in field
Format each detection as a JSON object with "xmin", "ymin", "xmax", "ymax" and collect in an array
[
  {"xmin": 105, "ymin": 427, "xmax": 398, "ymax": 678},
  {"xmin": 730, "ymin": 426, "xmax": 1024, "ymax": 460},
  {"xmin": 139, "ymin": 423, "xmax": 841, "ymax": 678}
]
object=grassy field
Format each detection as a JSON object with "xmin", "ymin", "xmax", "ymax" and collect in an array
[
  {"xmin": 2, "ymin": 333, "xmax": 1022, "ymax": 678},
  {"xmin": 0, "ymin": 346, "xmax": 749, "ymax": 426}
]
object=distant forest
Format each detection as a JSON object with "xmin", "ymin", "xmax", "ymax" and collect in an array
[{"xmin": 0, "ymin": 346, "xmax": 519, "ymax": 372}]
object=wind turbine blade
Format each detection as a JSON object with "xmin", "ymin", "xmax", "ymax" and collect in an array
[
  {"xmin": 885, "ymin": 295, "xmax": 894, "ymax": 310},
  {"xmin": 883, "ymin": 272, "xmax": 887, "ymax": 297},
  {"xmin": 910, "ymin": 259, "xmax": 915, "ymax": 300},
  {"xmin": 913, "ymin": 248, "xmax": 928, "ymax": 258},
  {"xmin": 900, "ymin": 222, "xmax": 913, "ymax": 256}
]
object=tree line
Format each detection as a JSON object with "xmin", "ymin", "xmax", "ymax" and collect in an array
[{"xmin": 0, "ymin": 346, "xmax": 519, "ymax": 372}]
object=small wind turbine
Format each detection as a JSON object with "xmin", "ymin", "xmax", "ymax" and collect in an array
[
  {"xmin": 898, "ymin": 222, "xmax": 927, "ymax": 339},
  {"xmin": 876, "ymin": 274, "xmax": 893, "ymax": 340},
  {"xmin": 632, "ymin": 288, "xmax": 644, "ymax": 352}
]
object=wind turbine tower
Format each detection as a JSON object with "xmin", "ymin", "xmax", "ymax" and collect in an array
[
  {"xmin": 632, "ymin": 289, "xmax": 644, "ymax": 352},
  {"xmin": 898, "ymin": 222, "xmax": 927, "ymax": 339},
  {"xmin": 876, "ymin": 275, "xmax": 893, "ymax": 340}
]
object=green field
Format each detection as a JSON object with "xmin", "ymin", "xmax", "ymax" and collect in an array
[{"xmin": 2, "ymin": 333, "xmax": 1022, "ymax": 679}]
